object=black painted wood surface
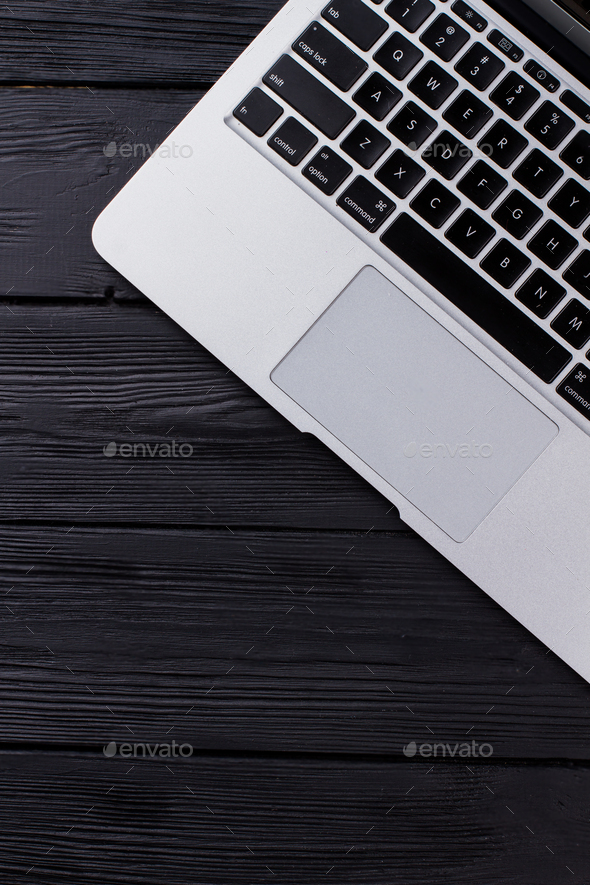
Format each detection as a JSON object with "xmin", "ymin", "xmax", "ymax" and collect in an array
[{"xmin": 1, "ymin": 3, "xmax": 589, "ymax": 884}]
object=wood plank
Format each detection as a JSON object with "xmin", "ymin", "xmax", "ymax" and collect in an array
[
  {"xmin": 0, "ymin": 1, "xmax": 283, "ymax": 83},
  {"xmin": 1, "ymin": 525, "xmax": 588, "ymax": 757},
  {"xmin": 1, "ymin": 752, "xmax": 588, "ymax": 883},
  {"xmin": 0, "ymin": 88, "xmax": 204, "ymax": 300},
  {"xmin": 0, "ymin": 301, "xmax": 403, "ymax": 530}
]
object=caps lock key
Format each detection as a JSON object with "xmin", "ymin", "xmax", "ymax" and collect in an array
[{"xmin": 293, "ymin": 22, "xmax": 367, "ymax": 91}]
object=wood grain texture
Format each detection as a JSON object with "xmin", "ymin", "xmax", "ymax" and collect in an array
[
  {"xmin": 0, "ymin": 302, "xmax": 404, "ymax": 529},
  {"xmin": 1, "ymin": 752, "xmax": 588, "ymax": 884},
  {"xmin": 1, "ymin": 525, "xmax": 588, "ymax": 756},
  {"xmin": 0, "ymin": 1, "xmax": 283, "ymax": 84}
]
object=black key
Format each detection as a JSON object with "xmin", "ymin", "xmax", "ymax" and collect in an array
[
  {"xmin": 385, "ymin": 0, "xmax": 434, "ymax": 32},
  {"xmin": 373, "ymin": 32, "xmax": 424, "ymax": 80},
  {"xmin": 563, "ymin": 250, "xmax": 590, "ymax": 299},
  {"xmin": 557, "ymin": 364, "xmax": 590, "ymax": 419},
  {"xmin": 523, "ymin": 60, "xmax": 560, "ymax": 94},
  {"xmin": 478, "ymin": 119, "xmax": 528, "ymax": 169},
  {"xmin": 458, "ymin": 160, "xmax": 507, "ymax": 209},
  {"xmin": 490, "ymin": 72, "xmax": 540, "ymax": 121},
  {"xmin": 525, "ymin": 101, "xmax": 574, "ymax": 150},
  {"xmin": 376, "ymin": 149, "xmax": 425, "ymax": 197},
  {"xmin": 443, "ymin": 90, "xmax": 492, "ymax": 138},
  {"xmin": 492, "ymin": 190, "xmax": 543, "ymax": 239},
  {"xmin": 445, "ymin": 208, "xmax": 495, "ymax": 258},
  {"xmin": 341, "ymin": 119, "xmax": 391, "ymax": 168},
  {"xmin": 293, "ymin": 23, "xmax": 367, "ymax": 91},
  {"xmin": 410, "ymin": 179, "xmax": 460, "ymax": 227},
  {"xmin": 454, "ymin": 43, "xmax": 505, "ymax": 91},
  {"xmin": 353, "ymin": 72, "xmax": 402, "ymax": 121},
  {"xmin": 422, "ymin": 130, "xmax": 472, "ymax": 179},
  {"xmin": 268, "ymin": 117, "xmax": 318, "ymax": 165},
  {"xmin": 561, "ymin": 90, "xmax": 590, "ymax": 126},
  {"xmin": 551, "ymin": 299, "xmax": 590, "ymax": 348},
  {"xmin": 387, "ymin": 101, "xmax": 437, "ymax": 149},
  {"xmin": 336, "ymin": 176, "xmax": 396, "ymax": 231},
  {"xmin": 302, "ymin": 146, "xmax": 353, "ymax": 195},
  {"xmin": 480, "ymin": 239, "xmax": 531, "ymax": 288},
  {"xmin": 451, "ymin": 1, "xmax": 487, "ymax": 33},
  {"xmin": 381, "ymin": 213, "xmax": 571, "ymax": 382},
  {"xmin": 528, "ymin": 220, "xmax": 578, "ymax": 270},
  {"xmin": 560, "ymin": 131, "xmax": 590, "ymax": 181},
  {"xmin": 487, "ymin": 29, "xmax": 523, "ymax": 63},
  {"xmin": 420, "ymin": 14, "xmax": 469, "ymax": 62},
  {"xmin": 514, "ymin": 149, "xmax": 563, "ymax": 199},
  {"xmin": 233, "ymin": 88, "xmax": 283, "ymax": 136},
  {"xmin": 516, "ymin": 269, "xmax": 566, "ymax": 318},
  {"xmin": 409, "ymin": 61, "xmax": 458, "ymax": 109},
  {"xmin": 549, "ymin": 180, "xmax": 590, "ymax": 229},
  {"xmin": 263, "ymin": 56, "xmax": 356, "ymax": 139},
  {"xmin": 322, "ymin": 0, "xmax": 388, "ymax": 52}
]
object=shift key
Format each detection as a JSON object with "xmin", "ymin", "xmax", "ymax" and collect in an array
[
  {"xmin": 264, "ymin": 55, "xmax": 356, "ymax": 139},
  {"xmin": 293, "ymin": 22, "xmax": 367, "ymax": 91}
]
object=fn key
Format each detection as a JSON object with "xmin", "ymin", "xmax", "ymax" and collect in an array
[{"xmin": 233, "ymin": 88, "xmax": 283, "ymax": 136}]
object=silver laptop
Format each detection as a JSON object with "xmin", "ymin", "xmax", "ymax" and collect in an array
[{"xmin": 93, "ymin": 0, "xmax": 590, "ymax": 682}]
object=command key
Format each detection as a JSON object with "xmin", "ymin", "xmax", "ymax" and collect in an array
[{"xmin": 557, "ymin": 363, "xmax": 590, "ymax": 421}]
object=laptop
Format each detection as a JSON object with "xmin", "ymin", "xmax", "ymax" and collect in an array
[{"xmin": 93, "ymin": 0, "xmax": 590, "ymax": 682}]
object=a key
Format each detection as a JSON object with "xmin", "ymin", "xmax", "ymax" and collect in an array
[
  {"xmin": 524, "ymin": 101, "xmax": 574, "ymax": 150},
  {"xmin": 528, "ymin": 220, "xmax": 578, "ymax": 270},
  {"xmin": 516, "ymin": 269, "xmax": 566, "ymax": 318},
  {"xmin": 373, "ymin": 32, "xmax": 424, "ymax": 80},
  {"xmin": 491, "ymin": 190, "xmax": 543, "ymax": 239},
  {"xmin": 263, "ymin": 56, "xmax": 356, "ymax": 139},
  {"xmin": 445, "ymin": 208, "xmax": 495, "ymax": 258},
  {"xmin": 420, "ymin": 14, "xmax": 469, "ymax": 62},
  {"xmin": 293, "ymin": 23, "xmax": 367, "ymax": 91},
  {"xmin": 563, "ymin": 250, "xmax": 590, "ymax": 299},
  {"xmin": 457, "ymin": 160, "xmax": 507, "ymax": 209},
  {"xmin": 423, "ymin": 130, "xmax": 472, "ymax": 179},
  {"xmin": 380, "ymin": 214, "xmax": 571, "ymax": 382},
  {"xmin": 410, "ymin": 178, "xmax": 461, "ymax": 227},
  {"xmin": 268, "ymin": 117, "xmax": 318, "ymax": 165},
  {"xmin": 513, "ymin": 149, "xmax": 563, "ymax": 199},
  {"xmin": 385, "ymin": 0, "xmax": 435, "ymax": 33},
  {"xmin": 233, "ymin": 88, "xmax": 283, "ymax": 136},
  {"xmin": 451, "ymin": 1, "xmax": 487, "ymax": 33},
  {"xmin": 490, "ymin": 72, "xmax": 540, "ymax": 120},
  {"xmin": 387, "ymin": 101, "xmax": 437, "ymax": 149},
  {"xmin": 336, "ymin": 176, "xmax": 396, "ymax": 231},
  {"xmin": 302, "ymin": 146, "xmax": 353, "ymax": 194},
  {"xmin": 549, "ymin": 180, "xmax": 590, "ymax": 229},
  {"xmin": 353, "ymin": 72, "xmax": 402, "ymax": 121},
  {"xmin": 442, "ymin": 90, "xmax": 492, "ymax": 138},
  {"xmin": 375, "ymin": 149, "xmax": 425, "ymax": 197},
  {"xmin": 341, "ymin": 120, "xmax": 391, "ymax": 168},
  {"xmin": 480, "ymin": 238, "xmax": 531, "ymax": 288},
  {"xmin": 478, "ymin": 119, "xmax": 528, "ymax": 169},
  {"xmin": 560, "ymin": 131, "xmax": 590, "ymax": 181},
  {"xmin": 322, "ymin": 0, "xmax": 389, "ymax": 52},
  {"xmin": 409, "ymin": 61, "xmax": 458, "ymax": 110},
  {"xmin": 557, "ymin": 364, "xmax": 590, "ymax": 419},
  {"xmin": 454, "ymin": 43, "xmax": 505, "ymax": 91},
  {"xmin": 551, "ymin": 299, "xmax": 590, "ymax": 348}
]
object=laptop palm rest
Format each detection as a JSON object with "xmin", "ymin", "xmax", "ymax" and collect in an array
[{"xmin": 271, "ymin": 267, "xmax": 558, "ymax": 542}]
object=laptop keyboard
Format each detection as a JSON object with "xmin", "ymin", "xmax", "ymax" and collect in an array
[{"xmin": 229, "ymin": 0, "xmax": 590, "ymax": 422}]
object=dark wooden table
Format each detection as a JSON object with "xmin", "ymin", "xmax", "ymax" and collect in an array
[{"xmin": 1, "ymin": 3, "xmax": 589, "ymax": 882}]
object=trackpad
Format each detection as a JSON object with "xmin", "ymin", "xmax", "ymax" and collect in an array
[{"xmin": 271, "ymin": 266, "xmax": 557, "ymax": 542}]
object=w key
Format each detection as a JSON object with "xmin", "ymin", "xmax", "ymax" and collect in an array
[{"xmin": 409, "ymin": 61, "xmax": 458, "ymax": 109}]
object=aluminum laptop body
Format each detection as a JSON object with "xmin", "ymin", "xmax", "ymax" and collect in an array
[{"xmin": 93, "ymin": 0, "xmax": 590, "ymax": 682}]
